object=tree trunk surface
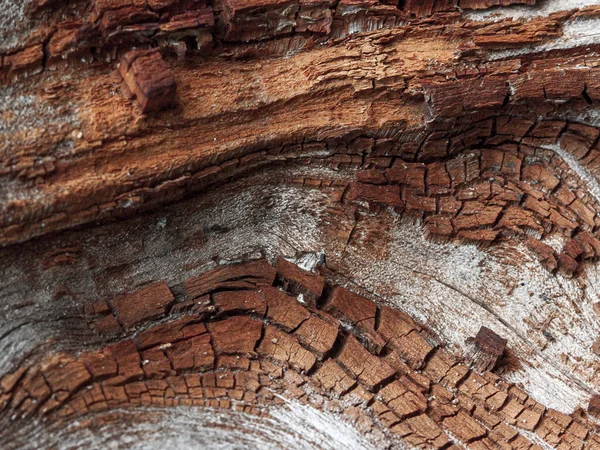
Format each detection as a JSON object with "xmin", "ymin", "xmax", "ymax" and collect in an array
[{"xmin": 2, "ymin": 0, "xmax": 600, "ymax": 448}]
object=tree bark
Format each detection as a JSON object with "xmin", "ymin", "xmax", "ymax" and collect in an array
[{"xmin": 2, "ymin": 0, "xmax": 600, "ymax": 448}]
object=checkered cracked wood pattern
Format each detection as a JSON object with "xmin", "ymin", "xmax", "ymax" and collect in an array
[
  {"xmin": 4, "ymin": 0, "xmax": 600, "ymax": 248},
  {"xmin": 5, "ymin": 0, "xmax": 600, "ymax": 448},
  {"xmin": 2, "ymin": 258, "xmax": 598, "ymax": 450}
]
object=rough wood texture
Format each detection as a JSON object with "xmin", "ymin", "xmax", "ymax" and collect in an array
[
  {"xmin": 5, "ymin": 259, "xmax": 600, "ymax": 449},
  {"xmin": 4, "ymin": 0, "xmax": 600, "ymax": 448}
]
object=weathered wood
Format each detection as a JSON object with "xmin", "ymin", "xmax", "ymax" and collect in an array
[{"xmin": 4, "ymin": 0, "xmax": 600, "ymax": 448}]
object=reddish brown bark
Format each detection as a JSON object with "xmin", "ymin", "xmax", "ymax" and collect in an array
[{"xmin": 4, "ymin": 0, "xmax": 600, "ymax": 448}]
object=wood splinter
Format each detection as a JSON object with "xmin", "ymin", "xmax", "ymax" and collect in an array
[
  {"xmin": 119, "ymin": 48, "xmax": 177, "ymax": 114},
  {"xmin": 465, "ymin": 326, "xmax": 507, "ymax": 373},
  {"xmin": 588, "ymin": 394, "xmax": 600, "ymax": 418}
]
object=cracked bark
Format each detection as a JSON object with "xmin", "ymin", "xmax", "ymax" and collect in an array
[{"xmin": 4, "ymin": 0, "xmax": 600, "ymax": 448}]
